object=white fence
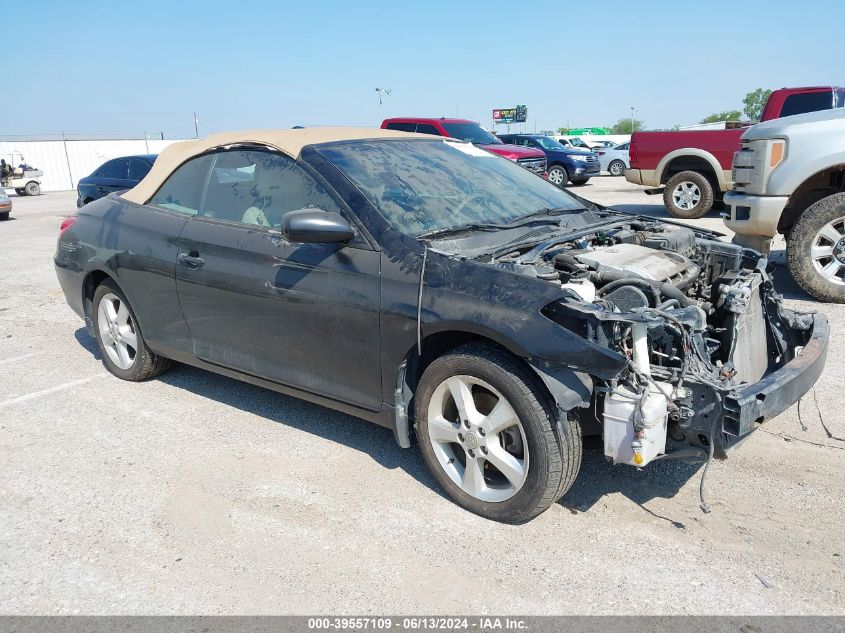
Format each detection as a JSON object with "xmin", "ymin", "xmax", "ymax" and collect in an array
[{"xmin": 0, "ymin": 138, "xmax": 181, "ymax": 193}]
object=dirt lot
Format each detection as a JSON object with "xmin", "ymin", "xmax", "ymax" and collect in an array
[{"xmin": 1, "ymin": 180, "xmax": 843, "ymax": 615}]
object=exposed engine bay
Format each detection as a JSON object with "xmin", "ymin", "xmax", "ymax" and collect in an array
[{"xmin": 478, "ymin": 216, "xmax": 820, "ymax": 491}]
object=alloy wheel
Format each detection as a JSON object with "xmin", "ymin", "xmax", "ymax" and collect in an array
[
  {"xmin": 811, "ymin": 217, "xmax": 845, "ymax": 285},
  {"xmin": 426, "ymin": 375, "xmax": 529, "ymax": 503},
  {"xmin": 672, "ymin": 181, "xmax": 701, "ymax": 210},
  {"xmin": 97, "ymin": 292, "xmax": 138, "ymax": 370},
  {"xmin": 548, "ymin": 168, "xmax": 566, "ymax": 186}
]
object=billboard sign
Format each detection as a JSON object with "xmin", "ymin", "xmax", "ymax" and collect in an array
[{"xmin": 492, "ymin": 105, "xmax": 527, "ymax": 124}]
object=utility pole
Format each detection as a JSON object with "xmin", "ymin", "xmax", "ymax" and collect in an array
[
  {"xmin": 193, "ymin": 111, "xmax": 199, "ymax": 138},
  {"xmin": 630, "ymin": 107, "xmax": 636, "ymax": 134}
]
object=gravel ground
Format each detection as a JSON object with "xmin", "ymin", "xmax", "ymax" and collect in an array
[{"xmin": 0, "ymin": 180, "xmax": 843, "ymax": 615}]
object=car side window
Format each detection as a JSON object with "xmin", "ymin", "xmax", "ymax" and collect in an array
[
  {"xmin": 385, "ymin": 122, "xmax": 416, "ymax": 132},
  {"xmin": 202, "ymin": 149, "xmax": 345, "ymax": 228},
  {"xmin": 616, "ymin": 143, "xmax": 629, "ymax": 151},
  {"xmin": 128, "ymin": 159, "xmax": 152, "ymax": 181},
  {"xmin": 414, "ymin": 123, "xmax": 441, "ymax": 136},
  {"xmin": 148, "ymin": 155, "xmax": 215, "ymax": 215},
  {"xmin": 99, "ymin": 159, "xmax": 128, "ymax": 180}
]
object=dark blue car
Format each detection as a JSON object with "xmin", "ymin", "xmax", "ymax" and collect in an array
[
  {"xmin": 498, "ymin": 134, "xmax": 600, "ymax": 187},
  {"xmin": 76, "ymin": 154, "xmax": 157, "ymax": 208}
]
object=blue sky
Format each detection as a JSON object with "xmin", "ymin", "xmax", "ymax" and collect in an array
[{"xmin": 5, "ymin": 0, "xmax": 844, "ymax": 138}]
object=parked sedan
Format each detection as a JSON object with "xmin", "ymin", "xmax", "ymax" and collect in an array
[
  {"xmin": 498, "ymin": 133, "xmax": 600, "ymax": 186},
  {"xmin": 76, "ymin": 154, "xmax": 157, "ymax": 208},
  {"xmin": 0, "ymin": 188, "xmax": 11, "ymax": 220},
  {"xmin": 54, "ymin": 128, "xmax": 827, "ymax": 523},
  {"xmin": 596, "ymin": 141, "xmax": 630, "ymax": 176}
]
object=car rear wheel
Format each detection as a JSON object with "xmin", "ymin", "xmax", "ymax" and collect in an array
[
  {"xmin": 92, "ymin": 280, "xmax": 171, "ymax": 380},
  {"xmin": 547, "ymin": 165, "xmax": 569, "ymax": 187},
  {"xmin": 608, "ymin": 160, "xmax": 626, "ymax": 176},
  {"xmin": 0, "ymin": 211, "xmax": 9, "ymax": 221},
  {"xmin": 663, "ymin": 171, "xmax": 714, "ymax": 219},
  {"xmin": 24, "ymin": 181, "xmax": 40, "ymax": 196},
  {"xmin": 415, "ymin": 343, "xmax": 582, "ymax": 523},
  {"xmin": 787, "ymin": 193, "xmax": 845, "ymax": 303}
]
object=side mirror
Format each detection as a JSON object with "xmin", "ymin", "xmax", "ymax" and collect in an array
[{"xmin": 281, "ymin": 209, "xmax": 355, "ymax": 244}]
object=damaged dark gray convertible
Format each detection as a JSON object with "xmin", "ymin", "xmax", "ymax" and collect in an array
[{"xmin": 54, "ymin": 128, "xmax": 828, "ymax": 523}]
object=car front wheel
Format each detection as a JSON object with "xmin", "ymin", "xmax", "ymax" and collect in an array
[
  {"xmin": 415, "ymin": 343, "xmax": 582, "ymax": 523},
  {"xmin": 547, "ymin": 165, "xmax": 569, "ymax": 187},
  {"xmin": 92, "ymin": 280, "xmax": 171, "ymax": 380},
  {"xmin": 787, "ymin": 193, "xmax": 845, "ymax": 303}
]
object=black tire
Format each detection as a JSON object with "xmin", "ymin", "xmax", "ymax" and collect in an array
[
  {"xmin": 548, "ymin": 165, "xmax": 569, "ymax": 188},
  {"xmin": 787, "ymin": 193, "xmax": 845, "ymax": 303},
  {"xmin": 663, "ymin": 170, "xmax": 714, "ymax": 219},
  {"xmin": 14, "ymin": 188, "xmax": 25, "ymax": 196},
  {"xmin": 571, "ymin": 178, "xmax": 590, "ymax": 186},
  {"xmin": 92, "ymin": 279, "xmax": 171, "ymax": 381},
  {"xmin": 414, "ymin": 343, "xmax": 582, "ymax": 523},
  {"xmin": 0, "ymin": 211, "xmax": 9, "ymax": 221},
  {"xmin": 24, "ymin": 181, "xmax": 40, "ymax": 196},
  {"xmin": 608, "ymin": 160, "xmax": 626, "ymax": 176}
]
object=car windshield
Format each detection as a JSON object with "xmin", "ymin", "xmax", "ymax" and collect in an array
[
  {"xmin": 317, "ymin": 139, "xmax": 585, "ymax": 237},
  {"xmin": 441, "ymin": 122, "xmax": 500, "ymax": 145},
  {"xmin": 568, "ymin": 137, "xmax": 588, "ymax": 148},
  {"xmin": 533, "ymin": 136, "xmax": 567, "ymax": 151}
]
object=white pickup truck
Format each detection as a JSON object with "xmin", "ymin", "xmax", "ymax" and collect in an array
[{"xmin": 725, "ymin": 108, "xmax": 845, "ymax": 302}]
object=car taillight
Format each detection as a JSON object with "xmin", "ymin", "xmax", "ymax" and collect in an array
[
  {"xmin": 60, "ymin": 216, "xmax": 77, "ymax": 233},
  {"xmin": 597, "ymin": 151, "xmax": 606, "ymax": 156},
  {"xmin": 629, "ymin": 142, "xmax": 638, "ymax": 165}
]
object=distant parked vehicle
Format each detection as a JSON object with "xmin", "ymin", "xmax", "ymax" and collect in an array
[
  {"xmin": 591, "ymin": 140, "xmax": 618, "ymax": 149},
  {"xmin": 77, "ymin": 155, "xmax": 157, "ymax": 208},
  {"xmin": 1, "ymin": 154, "xmax": 43, "ymax": 196},
  {"xmin": 498, "ymin": 134, "xmax": 599, "ymax": 186},
  {"xmin": 596, "ymin": 142, "xmax": 630, "ymax": 176},
  {"xmin": 0, "ymin": 187, "xmax": 11, "ymax": 220},
  {"xmin": 553, "ymin": 136, "xmax": 595, "ymax": 150},
  {"xmin": 381, "ymin": 118, "xmax": 547, "ymax": 175},
  {"xmin": 626, "ymin": 86, "xmax": 845, "ymax": 219}
]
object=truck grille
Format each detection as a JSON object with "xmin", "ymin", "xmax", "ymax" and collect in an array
[{"xmin": 517, "ymin": 157, "xmax": 547, "ymax": 174}]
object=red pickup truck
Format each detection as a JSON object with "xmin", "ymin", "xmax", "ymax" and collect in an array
[
  {"xmin": 381, "ymin": 117, "xmax": 547, "ymax": 176},
  {"xmin": 626, "ymin": 86, "xmax": 845, "ymax": 218}
]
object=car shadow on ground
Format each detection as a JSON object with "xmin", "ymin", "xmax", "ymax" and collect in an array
[
  {"xmin": 74, "ymin": 326, "xmax": 712, "ymax": 518},
  {"xmin": 559, "ymin": 442, "xmax": 703, "ymax": 529},
  {"xmin": 73, "ymin": 327, "xmax": 447, "ymax": 500}
]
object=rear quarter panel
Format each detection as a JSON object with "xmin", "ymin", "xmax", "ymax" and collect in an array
[
  {"xmin": 64, "ymin": 196, "xmax": 192, "ymax": 353},
  {"xmin": 631, "ymin": 129, "xmax": 745, "ymax": 173}
]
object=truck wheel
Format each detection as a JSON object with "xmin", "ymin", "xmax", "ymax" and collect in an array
[
  {"xmin": 663, "ymin": 171, "xmax": 714, "ymax": 219},
  {"xmin": 14, "ymin": 188, "xmax": 25, "ymax": 196},
  {"xmin": 24, "ymin": 182, "xmax": 40, "ymax": 196},
  {"xmin": 608, "ymin": 160, "xmax": 626, "ymax": 176},
  {"xmin": 787, "ymin": 193, "xmax": 845, "ymax": 303},
  {"xmin": 548, "ymin": 165, "xmax": 569, "ymax": 188},
  {"xmin": 0, "ymin": 211, "xmax": 9, "ymax": 221},
  {"xmin": 415, "ymin": 343, "xmax": 582, "ymax": 523}
]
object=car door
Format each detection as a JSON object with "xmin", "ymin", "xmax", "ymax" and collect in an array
[
  {"xmin": 174, "ymin": 148, "xmax": 382, "ymax": 410},
  {"xmin": 95, "ymin": 158, "xmax": 133, "ymax": 198}
]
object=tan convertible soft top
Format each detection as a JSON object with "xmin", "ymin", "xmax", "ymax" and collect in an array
[{"xmin": 122, "ymin": 127, "xmax": 432, "ymax": 204}]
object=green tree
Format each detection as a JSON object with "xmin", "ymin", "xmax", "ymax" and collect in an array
[
  {"xmin": 557, "ymin": 127, "xmax": 569, "ymax": 134},
  {"xmin": 700, "ymin": 110, "xmax": 742, "ymax": 124},
  {"xmin": 743, "ymin": 88, "xmax": 773, "ymax": 122},
  {"xmin": 610, "ymin": 118, "xmax": 645, "ymax": 134}
]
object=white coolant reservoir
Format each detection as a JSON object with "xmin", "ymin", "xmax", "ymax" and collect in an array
[
  {"xmin": 603, "ymin": 382, "xmax": 671, "ymax": 466},
  {"xmin": 561, "ymin": 278, "xmax": 596, "ymax": 303}
]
